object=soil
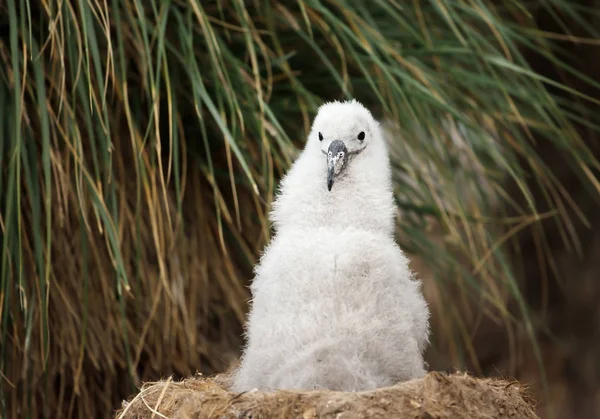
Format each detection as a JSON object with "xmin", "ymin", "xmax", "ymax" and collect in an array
[{"xmin": 115, "ymin": 371, "xmax": 538, "ymax": 418}]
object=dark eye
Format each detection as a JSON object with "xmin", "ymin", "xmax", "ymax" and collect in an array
[
  {"xmin": 318, "ymin": 132, "xmax": 323, "ymax": 141},
  {"xmin": 358, "ymin": 131, "xmax": 365, "ymax": 141}
]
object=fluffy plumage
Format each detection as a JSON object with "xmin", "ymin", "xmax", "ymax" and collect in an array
[{"xmin": 232, "ymin": 100, "xmax": 430, "ymax": 392}]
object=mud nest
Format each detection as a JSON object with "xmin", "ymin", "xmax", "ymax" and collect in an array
[{"xmin": 115, "ymin": 371, "xmax": 538, "ymax": 418}]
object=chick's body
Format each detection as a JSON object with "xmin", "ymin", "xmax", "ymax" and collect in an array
[{"xmin": 232, "ymin": 100, "xmax": 429, "ymax": 392}]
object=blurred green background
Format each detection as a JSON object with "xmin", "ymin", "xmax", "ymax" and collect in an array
[{"xmin": 2, "ymin": 1, "xmax": 600, "ymax": 418}]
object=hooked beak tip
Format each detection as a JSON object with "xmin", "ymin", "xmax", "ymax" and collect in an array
[{"xmin": 327, "ymin": 179, "xmax": 333, "ymax": 191}]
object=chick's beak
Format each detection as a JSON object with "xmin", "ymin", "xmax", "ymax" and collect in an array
[{"xmin": 327, "ymin": 140, "xmax": 348, "ymax": 191}]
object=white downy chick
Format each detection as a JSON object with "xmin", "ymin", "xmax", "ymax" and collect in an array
[{"xmin": 232, "ymin": 100, "xmax": 430, "ymax": 392}]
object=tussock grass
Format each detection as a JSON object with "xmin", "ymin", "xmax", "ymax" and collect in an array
[{"xmin": 1, "ymin": 1, "xmax": 600, "ymax": 417}]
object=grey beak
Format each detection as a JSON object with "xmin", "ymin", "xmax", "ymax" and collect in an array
[
  {"xmin": 327, "ymin": 165, "xmax": 335, "ymax": 191},
  {"xmin": 327, "ymin": 140, "xmax": 348, "ymax": 191}
]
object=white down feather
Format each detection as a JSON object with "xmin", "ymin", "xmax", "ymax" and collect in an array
[{"xmin": 231, "ymin": 100, "xmax": 430, "ymax": 392}]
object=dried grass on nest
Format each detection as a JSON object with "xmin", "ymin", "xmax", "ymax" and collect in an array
[{"xmin": 116, "ymin": 372, "xmax": 538, "ymax": 419}]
